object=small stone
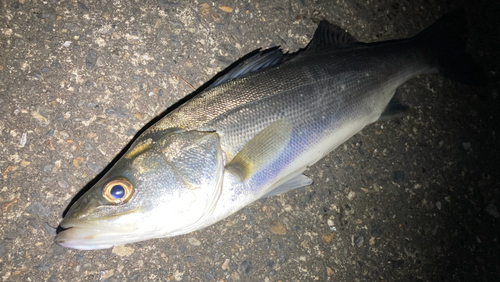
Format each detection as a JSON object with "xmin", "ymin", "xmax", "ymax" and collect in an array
[
  {"xmin": 0, "ymin": 242, "xmax": 6, "ymax": 258},
  {"xmin": 158, "ymin": 0, "xmax": 179, "ymax": 8},
  {"xmin": 179, "ymin": 245, "xmax": 186, "ymax": 252},
  {"xmin": 112, "ymin": 245, "xmax": 135, "ymax": 256},
  {"xmin": 127, "ymin": 128, "xmax": 137, "ymax": 136},
  {"xmin": 188, "ymin": 237, "xmax": 201, "ymax": 246},
  {"xmin": 128, "ymin": 272, "xmax": 140, "ymax": 281},
  {"xmin": 265, "ymin": 259, "xmax": 275, "ymax": 268},
  {"xmin": 57, "ymin": 180, "xmax": 69, "ymax": 189},
  {"xmin": 73, "ymin": 157, "xmax": 84, "ymax": 168},
  {"xmin": 63, "ymin": 22, "xmax": 79, "ymax": 31},
  {"xmin": 392, "ymin": 171, "xmax": 404, "ymax": 181},
  {"xmin": 11, "ymin": 2, "xmax": 21, "ymax": 9},
  {"xmin": 485, "ymin": 204, "xmax": 500, "ymax": 218},
  {"xmin": 326, "ymin": 266, "xmax": 334, "ymax": 276},
  {"xmin": 221, "ymin": 258, "xmax": 230, "ymax": 270},
  {"xmin": 240, "ymin": 261, "xmax": 252, "ymax": 274},
  {"xmin": 218, "ymin": 4, "xmax": 233, "ymax": 12},
  {"xmin": 278, "ymin": 252, "xmax": 288, "ymax": 264},
  {"xmin": 86, "ymin": 49, "xmax": 97, "ymax": 70},
  {"xmin": 183, "ymin": 256, "xmax": 195, "ymax": 262},
  {"xmin": 199, "ymin": 3, "xmax": 209, "ymax": 16},
  {"xmin": 44, "ymin": 222, "xmax": 57, "ymax": 236},
  {"xmin": 34, "ymin": 262, "xmax": 50, "ymax": 271},
  {"xmin": 88, "ymin": 163, "xmax": 104, "ymax": 173},
  {"xmin": 47, "ymin": 275, "xmax": 58, "ymax": 282},
  {"xmin": 270, "ymin": 221, "xmax": 286, "ymax": 235},
  {"xmin": 62, "ymin": 41, "xmax": 72, "ymax": 47},
  {"xmin": 205, "ymin": 268, "xmax": 215, "ymax": 280},
  {"xmin": 41, "ymin": 67, "xmax": 50, "ymax": 73},
  {"xmin": 77, "ymin": 1, "xmax": 89, "ymax": 11},
  {"xmin": 352, "ymin": 233, "xmax": 364, "ymax": 247},
  {"xmin": 74, "ymin": 254, "xmax": 83, "ymax": 262},
  {"xmin": 436, "ymin": 201, "xmax": 441, "ymax": 210},
  {"xmin": 46, "ymin": 128, "xmax": 55, "ymax": 136},
  {"xmin": 100, "ymin": 269, "xmax": 114, "ymax": 280},
  {"xmin": 322, "ymin": 232, "xmax": 334, "ymax": 243},
  {"xmin": 26, "ymin": 202, "xmax": 52, "ymax": 217},
  {"xmin": 462, "ymin": 142, "xmax": 471, "ymax": 150},
  {"xmin": 369, "ymin": 237, "xmax": 376, "ymax": 245},
  {"xmin": 105, "ymin": 107, "xmax": 129, "ymax": 118}
]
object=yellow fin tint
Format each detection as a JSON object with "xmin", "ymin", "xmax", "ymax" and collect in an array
[
  {"xmin": 226, "ymin": 119, "xmax": 292, "ymax": 181},
  {"xmin": 125, "ymin": 138, "xmax": 153, "ymax": 159}
]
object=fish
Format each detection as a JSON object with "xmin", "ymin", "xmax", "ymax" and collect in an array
[{"xmin": 56, "ymin": 10, "xmax": 484, "ymax": 250}]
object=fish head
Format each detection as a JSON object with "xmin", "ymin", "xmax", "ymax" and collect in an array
[{"xmin": 56, "ymin": 129, "xmax": 224, "ymax": 250}]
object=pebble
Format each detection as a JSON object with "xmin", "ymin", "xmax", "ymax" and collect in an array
[
  {"xmin": 88, "ymin": 163, "xmax": 104, "ymax": 173},
  {"xmin": 57, "ymin": 180, "xmax": 69, "ymax": 189},
  {"xmin": 240, "ymin": 261, "xmax": 252, "ymax": 274},
  {"xmin": 34, "ymin": 262, "xmax": 50, "ymax": 271},
  {"xmin": 184, "ymin": 256, "xmax": 195, "ymax": 262},
  {"xmin": 0, "ymin": 242, "xmax": 5, "ymax": 258},
  {"xmin": 221, "ymin": 258, "xmax": 230, "ymax": 270},
  {"xmin": 44, "ymin": 222, "xmax": 57, "ymax": 236},
  {"xmin": 47, "ymin": 275, "xmax": 58, "ymax": 282},
  {"xmin": 86, "ymin": 49, "xmax": 97, "ymax": 70},
  {"xmin": 485, "ymin": 203, "xmax": 500, "ymax": 218},
  {"xmin": 46, "ymin": 128, "xmax": 55, "ymax": 136},
  {"xmin": 205, "ymin": 268, "xmax": 215, "ymax": 280},
  {"xmin": 77, "ymin": 1, "xmax": 89, "ymax": 11},
  {"xmin": 25, "ymin": 201, "xmax": 52, "ymax": 217},
  {"xmin": 352, "ymin": 233, "xmax": 364, "ymax": 247},
  {"xmin": 188, "ymin": 237, "xmax": 201, "ymax": 246},
  {"xmin": 11, "ymin": 2, "xmax": 21, "ymax": 9},
  {"xmin": 158, "ymin": 0, "xmax": 180, "ymax": 8},
  {"xmin": 270, "ymin": 221, "xmax": 286, "ymax": 235},
  {"xmin": 112, "ymin": 245, "xmax": 135, "ymax": 256},
  {"xmin": 74, "ymin": 254, "xmax": 83, "ymax": 262},
  {"xmin": 41, "ymin": 67, "xmax": 50, "ymax": 73},
  {"xmin": 179, "ymin": 245, "xmax": 186, "ymax": 252},
  {"xmin": 105, "ymin": 107, "xmax": 129, "ymax": 118},
  {"xmin": 128, "ymin": 272, "xmax": 140, "ymax": 281},
  {"xmin": 322, "ymin": 232, "xmax": 334, "ymax": 243},
  {"xmin": 265, "ymin": 259, "xmax": 275, "ymax": 268},
  {"xmin": 326, "ymin": 266, "xmax": 334, "ymax": 276}
]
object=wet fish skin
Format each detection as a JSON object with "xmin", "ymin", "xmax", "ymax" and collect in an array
[{"xmin": 56, "ymin": 10, "xmax": 483, "ymax": 250}]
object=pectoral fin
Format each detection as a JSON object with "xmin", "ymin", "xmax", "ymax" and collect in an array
[
  {"xmin": 261, "ymin": 173, "xmax": 313, "ymax": 199},
  {"xmin": 226, "ymin": 119, "xmax": 292, "ymax": 181}
]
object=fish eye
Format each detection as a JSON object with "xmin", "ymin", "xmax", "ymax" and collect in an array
[{"xmin": 102, "ymin": 178, "xmax": 133, "ymax": 204}]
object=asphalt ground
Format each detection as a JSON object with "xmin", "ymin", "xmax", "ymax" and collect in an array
[{"xmin": 1, "ymin": 0, "xmax": 499, "ymax": 281}]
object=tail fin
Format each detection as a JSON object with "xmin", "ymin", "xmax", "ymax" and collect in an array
[{"xmin": 415, "ymin": 9, "xmax": 487, "ymax": 86}]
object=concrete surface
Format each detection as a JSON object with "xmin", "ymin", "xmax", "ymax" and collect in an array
[{"xmin": 1, "ymin": 0, "xmax": 499, "ymax": 281}]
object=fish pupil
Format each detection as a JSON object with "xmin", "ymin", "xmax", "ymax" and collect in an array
[{"xmin": 110, "ymin": 185, "xmax": 125, "ymax": 199}]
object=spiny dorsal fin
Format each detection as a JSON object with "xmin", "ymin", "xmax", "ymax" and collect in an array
[{"xmin": 204, "ymin": 47, "xmax": 286, "ymax": 91}]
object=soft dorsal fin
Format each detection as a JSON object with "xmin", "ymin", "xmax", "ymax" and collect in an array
[
  {"xmin": 204, "ymin": 47, "xmax": 286, "ymax": 91},
  {"xmin": 304, "ymin": 20, "xmax": 358, "ymax": 51}
]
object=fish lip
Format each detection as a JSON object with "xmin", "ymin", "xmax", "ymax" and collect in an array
[{"xmin": 55, "ymin": 225, "xmax": 116, "ymax": 250}]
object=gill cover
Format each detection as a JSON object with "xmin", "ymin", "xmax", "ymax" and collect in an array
[{"xmin": 57, "ymin": 130, "xmax": 225, "ymax": 249}]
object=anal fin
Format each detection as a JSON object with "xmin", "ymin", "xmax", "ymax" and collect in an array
[{"xmin": 379, "ymin": 97, "xmax": 409, "ymax": 120}]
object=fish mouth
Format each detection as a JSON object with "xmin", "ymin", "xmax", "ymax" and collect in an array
[{"xmin": 55, "ymin": 219, "xmax": 138, "ymax": 250}]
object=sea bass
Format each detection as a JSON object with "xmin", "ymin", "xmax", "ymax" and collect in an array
[{"xmin": 56, "ymin": 10, "xmax": 483, "ymax": 249}]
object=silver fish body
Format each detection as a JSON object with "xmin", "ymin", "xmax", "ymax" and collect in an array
[{"xmin": 56, "ymin": 10, "xmax": 483, "ymax": 249}]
